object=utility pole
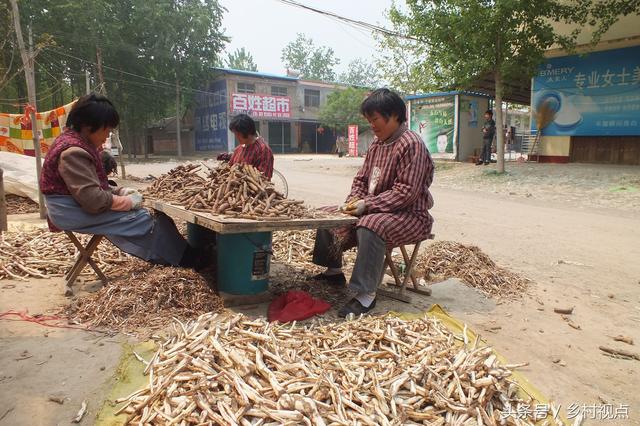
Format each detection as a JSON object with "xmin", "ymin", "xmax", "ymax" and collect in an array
[
  {"xmin": 96, "ymin": 47, "xmax": 126, "ymax": 177},
  {"xmin": 85, "ymin": 69, "xmax": 91, "ymax": 94},
  {"xmin": 176, "ymin": 79, "xmax": 182, "ymax": 158},
  {"xmin": 10, "ymin": 0, "xmax": 46, "ymax": 219}
]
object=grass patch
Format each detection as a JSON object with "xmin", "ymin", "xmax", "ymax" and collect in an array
[
  {"xmin": 481, "ymin": 169, "xmax": 510, "ymax": 178},
  {"xmin": 434, "ymin": 161, "xmax": 455, "ymax": 172},
  {"xmin": 609, "ymin": 185, "xmax": 638, "ymax": 193}
]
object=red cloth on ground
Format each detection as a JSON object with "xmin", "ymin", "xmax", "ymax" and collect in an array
[{"xmin": 267, "ymin": 290, "xmax": 331, "ymax": 323}]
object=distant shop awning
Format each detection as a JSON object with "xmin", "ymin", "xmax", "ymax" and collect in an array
[{"xmin": 469, "ymin": 71, "xmax": 531, "ymax": 105}]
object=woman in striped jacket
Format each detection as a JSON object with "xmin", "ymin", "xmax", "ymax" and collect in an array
[{"xmin": 310, "ymin": 88, "xmax": 435, "ymax": 317}]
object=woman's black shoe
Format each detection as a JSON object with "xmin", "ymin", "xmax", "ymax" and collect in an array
[
  {"xmin": 306, "ymin": 272, "xmax": 347, "ymax": 286},
  {"xmin": 338, "ymin": 297, "xmax": 376, "ymax": 317}
]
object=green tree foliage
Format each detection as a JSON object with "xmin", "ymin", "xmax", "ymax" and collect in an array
[
  {"xmin": 338, "ymin": 58, "xmax": 380, "ymax": 88},
  {"xmin": 226, "ymin": 47, "xmax": 258, "ymax": 71},
  {"xmin": 588, "ymin": 0, "xmax": 640, "ymax": 41},
  {"xmin": 281, "ymin": 33, "xmax": 339, "ymax": 81},
  {"xmin": 389, "ymin": 0, "xmax": 599, "ymax": 172},
  {"xmin": 1, "ymin": 0, "xmax": 228, "ymax": 155},
  {"xmin": 319, "ymin": 87, "xmax": 369, "ymax": 133},
  {"xmin": 386, "ymin": 0, "xmax": 638, "ymax": 172},
  {"xmin": 374, "ymin": 19, "xmax": 437, "ymax": 95}
]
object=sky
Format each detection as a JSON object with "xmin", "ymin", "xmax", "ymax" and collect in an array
[{"xmin": 218, "ymin": 0, "xmax": 394, "ymax": 76}]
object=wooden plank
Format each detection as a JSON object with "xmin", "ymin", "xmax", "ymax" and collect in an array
[
  {"xmin": 377, "ymin": 288, "xmax": 412, "ymax": 303},
  {"xmin": 219, "ymin": 291, "xmax": 272, "ymax": 307},
  {"xmin": 146, "ymin": 200, "xmax": 357, "ymax": 234}
]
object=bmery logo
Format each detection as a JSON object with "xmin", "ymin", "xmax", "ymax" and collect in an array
[{"xmin": 539, "ymin": 63, "xmax": 575, "ymax": 77}]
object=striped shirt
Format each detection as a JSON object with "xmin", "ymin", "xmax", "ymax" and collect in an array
[
  {"xmin": 347, "ymin": 124, "xmax": 434, "ymax": 247},
  {"xmin": 229, "ymin": 136, "xmax": 274, "ymax": 179}
]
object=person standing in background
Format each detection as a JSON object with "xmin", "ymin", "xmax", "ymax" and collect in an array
[{"xmin": 477, "ymin": 110, "xmax": 496, "ymax": 165}]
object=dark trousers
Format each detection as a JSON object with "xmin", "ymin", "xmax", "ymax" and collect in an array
[
  {"xmin": 312, "ymin": 227, "xmax": 386, "ymax": 294},
  {"xmin": 480, "ymin": 138, "xmax": 492, "ymax": 163}
]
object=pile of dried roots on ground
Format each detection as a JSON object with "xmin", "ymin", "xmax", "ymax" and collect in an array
[
  {"xmin": 272, "ymin": 230, "xmax": 316, "ymax": 266},
  {"xmin": 0, "ymin": 228, "xmax": 131, "ymax": 280},
  {"xmin": 64, "ymin": 265, "xmax": 224, "ymax": 333},
  {"xmin": 272, "ymin": 230, "xmax": 356, "ymax": 267},
  {"xmin": 416, "ymin": 241, "xmax": 530, "ymax": 298},
  {"xmin": 5, "ymin": 194, "xmax": 39, "ymax": 214},
  {"xmin": 144, "ymin": 163, "xmax": 316, "ymax": 220},
  {"xmin": 117, "ymin": 313, "xmax": 555, "ymax": 425}
]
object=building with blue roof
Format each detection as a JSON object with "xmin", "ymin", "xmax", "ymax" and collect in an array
[{"xmin": 192, "ymin": 67, "xmax": 350, "ymax": 154}]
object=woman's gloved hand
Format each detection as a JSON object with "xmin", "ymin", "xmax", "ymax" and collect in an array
[
  {"xmin": 119, "ymin": 187, "xmax": 138, "ymax": 196},
  {"xmin": 128, "ymin": 193, "xmax": 143, "ymax": 210},
  {"xmin": 341, "ymin": 199, "xmax": 366, "ymax": 216}
]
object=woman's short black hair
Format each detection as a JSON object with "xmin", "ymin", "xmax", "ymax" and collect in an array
[
  {"xmin": 485, "ymin": 110, "xmax": 493, "ymax": 116},
  {"xmin": 66, "ymin": 94, "xmax": 120, "ymax": 132},
  {"xmin": 360, "ymin": 88, "xmax": 407, "ymax": 124},
  {"xmin": 229, "ymin": 113, "xmax": 257, "ymax": 137}
]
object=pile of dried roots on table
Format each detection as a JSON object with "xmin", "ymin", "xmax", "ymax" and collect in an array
[
  {"xmin": 415, "ymin": 241, "xmax": 530, "ymax": 299},
  {"xmin": 0, "ymin": 228, "xmax": 132, "ymax": 281},
  {"xmin": 64, "ymin": 264, "xmax": 224, "ymax": 333},
  {"xmin": 144, "ymin": 163, "xmax": 318, "ymax": 220},
  {"xmin": 117, "ymin": 313, "xmax": 555, "ymax": 425},
  {"xmin": 5, "ymin": 194, "xmax": 39, "ymax": 214}
]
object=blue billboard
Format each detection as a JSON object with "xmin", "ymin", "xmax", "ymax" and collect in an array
[
  {"xmin": 195, "ymin": 79, "xmax": 228, "ymax": 151},
  {"xmin": 532, "ymin": 45, "xmax": 640, "ymax": 136}
]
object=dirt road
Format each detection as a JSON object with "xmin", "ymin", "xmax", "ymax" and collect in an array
[
  {"xmin": 1, "ymin": 156, "xmax": 638, "ymax": 424},
  {"xmin": 274, "ymin": 156, "xmax": 640, "ymax": 421}
]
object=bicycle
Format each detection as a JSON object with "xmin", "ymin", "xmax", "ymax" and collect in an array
[{"xmin": 271, "ymin": 169, "xmax": 289, "ymax": 198}]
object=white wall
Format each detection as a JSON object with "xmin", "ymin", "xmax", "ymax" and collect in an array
[{"xmin": 457, "ymin": 95, "xmax": 490, "ymax": 161}]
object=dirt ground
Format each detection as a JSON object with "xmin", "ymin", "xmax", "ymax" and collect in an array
[{"xmin": 1, "ymin": 155, "xmax": 639, "ymax": 425}]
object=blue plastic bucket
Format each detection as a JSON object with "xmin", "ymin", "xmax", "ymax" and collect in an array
[{"xmin": 216, "ymin": 232, "xmax": 272, "ymax": 295}]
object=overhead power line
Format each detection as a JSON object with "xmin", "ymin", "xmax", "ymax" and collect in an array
[
  {"xmin": 43, "ymin": 48, "xmax": 224, "ymax": 97},
  {"xmin": 272, "ymin": 0, "xmax": 419, "ymax": 41}
]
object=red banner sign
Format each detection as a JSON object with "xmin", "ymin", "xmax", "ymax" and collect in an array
[
  {"xmin": 231, "ymin": 93, "xmax": 291, "ymax": 118},
  {"xmin": 348, "ymin": 125, "xmax": 358, "ymax": 157}
]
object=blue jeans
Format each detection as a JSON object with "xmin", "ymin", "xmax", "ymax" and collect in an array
[
  {"xmin": 481, "ymin": 138, "xmax": 492, "ymax": 163},
  {"xmin": 45, "ymin": 195, "xmax": 187, "ymax": 266},
  {"xmin": 312, "ymin": 227, "xmax": 386, "ymax": 294}
]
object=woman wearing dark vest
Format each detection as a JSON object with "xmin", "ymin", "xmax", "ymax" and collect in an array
[{"xmin": 41, "ymin": 94, "xmax": 202, "ymax": 268}]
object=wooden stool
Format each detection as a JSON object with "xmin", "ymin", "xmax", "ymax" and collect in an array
[
  {"xmin": 377, "ymin": 233, "xmax": 435, "ymax": 303},
  {"xmin": 63, "ymin": 231, "xmax": 108, "ymax": 296}
]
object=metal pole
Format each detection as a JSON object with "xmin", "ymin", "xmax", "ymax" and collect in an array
[
  {"xmin": 176, "ymin": 78, "xmax": 182, "ymax": 158},
  {"xmin": 96, "ymin": 47, "xmax": 126, "ymax": 177},
  {"xmin": 0, "ymin": 168, "xmax": 7, "ymax": 232},
  {"xmin": 315, "ymin": 124, "xmax": 318, "ymax": 154}
]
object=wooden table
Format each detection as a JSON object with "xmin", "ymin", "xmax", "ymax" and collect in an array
[
  {"xmin": 147, "ymin": 200, "xmax": 357, "ymax": 305},
  {"xmin": 147, "ymin": 200, "xmax": 357, "ymax": 234}
]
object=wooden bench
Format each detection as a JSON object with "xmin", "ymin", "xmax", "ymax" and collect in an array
[
  {"xmin": 63, "ymin": 231, "xmax": 108, "ymax": 296},
  {"xmin": 377, "ymin": 233, "xmax": 435, "ymax": 303}
]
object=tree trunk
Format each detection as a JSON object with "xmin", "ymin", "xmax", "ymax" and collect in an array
[
  {"xmin": 494, "ymin": 71, "xmax": 505, "ymax": 173},
  {"xmin": 0, "ymin": 168, "xmax": 7, "ymax": 233},
  {"xmin": 176, "ymin": 79, "xmax": 182, "ymax": 158},
  {"xmin": 11, "ymin": 0, "xmax": 46, "ymax": 219}
]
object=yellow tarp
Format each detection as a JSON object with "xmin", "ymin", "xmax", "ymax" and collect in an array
[
  {"xmin": 95, "ymin": 341, "xmax": 157, "ymax": 426},
  {"xmin": 395, "ymin": 305, "xmax": 551, "ymax": 408},
  {"xmin": 96, "ymin": 306, "xmax": 561, "ymax": 425}
]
